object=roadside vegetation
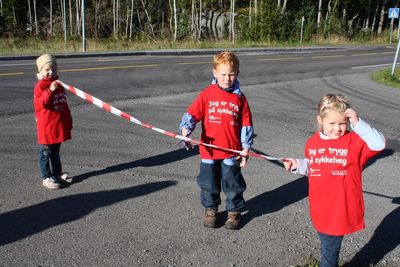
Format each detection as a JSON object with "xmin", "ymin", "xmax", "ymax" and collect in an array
[
  {"xmin": 0, "ymin": 1, "xmax": 398, "ymax": 55},
  {"xmin": 372, "ymin": 67, "xmax": 400, "ymax": 89}
]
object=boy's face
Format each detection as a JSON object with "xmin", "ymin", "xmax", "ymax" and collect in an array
[
  {"xmin": 212, "ymin": 63, "xmax": 238, "ymax": 89},
  {"xmin": 40, "ymin": 63, "xmax": 57, "ymax": 79}
]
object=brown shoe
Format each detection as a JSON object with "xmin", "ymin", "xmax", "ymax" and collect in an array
[
  {"xmin": 225, "ymin": 211, "xmax": 241, "ymax": 230},
  {"xmin": 203, "ymin": 208, "xmax": 217, "ymax": 228}
]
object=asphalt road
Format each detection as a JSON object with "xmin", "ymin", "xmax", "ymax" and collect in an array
[{"xmin": 0, "ymin": 46, "xmax": 399, "ymax": 266}]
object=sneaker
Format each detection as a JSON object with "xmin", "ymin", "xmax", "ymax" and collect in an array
[
  {"xmin": 203, "ymin": 208, "xmax": 217, "ymax": 228},
  {"xmin": 225, "ymin": 211, "xmax": 241, "ymax": 230},
  {"xmin": 58, "ymin": 172, "xmax": 73, "ymax": 184},
  {"xmin": 42, "ymin": 177, "xmax": 61, "ymax": 189}
]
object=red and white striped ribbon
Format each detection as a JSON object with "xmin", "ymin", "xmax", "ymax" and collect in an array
[{"xmin": 57, "ymin": 80, "xmax": 281, "ymax": 161}]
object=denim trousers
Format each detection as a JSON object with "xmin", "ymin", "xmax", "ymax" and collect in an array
[
  {"xmin": 196, "ymin": 160, "xmax": 246, "ymax": 211},
  {"xmin": 38, "ymin": 143, "xmax": 62, "ymax": 179},
  {"xmin": 318, "ymin": 232, "xmax": 344, "ymax": 267}
]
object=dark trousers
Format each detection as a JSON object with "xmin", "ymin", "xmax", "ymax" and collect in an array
[
  {"xmin": 38, "ymin": 143, "xmax": 62, "ymax": 179},
  {"xmin": 196, "ymin": 161, "xmax": 246, "ymax": 211},
  {"xmin": 318, "ymin": 232, "xmax": 344, "ymax": 267}
]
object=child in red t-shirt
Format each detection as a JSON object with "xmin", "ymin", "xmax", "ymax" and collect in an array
[
  {"xmin": 283, "ymin": 94, "xmax": 385, "ymax": 267},
  {"xmin": 34, "ymin": 54, "xmax": 73, "ymax": 189},
  {"xmin": 179, "ymin": 51, "xmax": 254, "ymax": 230}
]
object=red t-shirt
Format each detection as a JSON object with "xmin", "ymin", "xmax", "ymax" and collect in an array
[
  {"xmin": 187, "ymin": 84, "xmax": 252, "ymax": 159},
  {"xmin": 305, "ymin": 132, "xmax": 382, "ymax": 235},
  {"xmin": 34, "ymin": 78, "xmax": 73, "ymax": 144}
]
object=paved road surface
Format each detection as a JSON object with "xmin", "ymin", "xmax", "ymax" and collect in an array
[{"xmin": 0, "ymin": 46, "xmax": 399, "ymax": 266}]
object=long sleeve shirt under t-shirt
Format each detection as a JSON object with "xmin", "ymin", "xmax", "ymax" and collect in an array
[
  {"xmin": 293, "ymin": 119, "xmax": 385, "ymax": 236},
  {"xmin": 183, "ymin": 83, "xmax": 253, "ymax": 160}
]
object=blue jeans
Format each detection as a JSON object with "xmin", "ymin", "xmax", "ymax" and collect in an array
[
  {"xmin": 38, "ymin": 143, "xmax": 62, "ymax": 179},
  {"xmin": 196, "ymin": 160, "xmax": 246, "ymax": 211},
  {"xmin": 318, "ymin": 232, "xmax": 344, "ymax": 267}
]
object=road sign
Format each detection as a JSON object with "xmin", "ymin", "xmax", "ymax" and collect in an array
[{"xmin": 389, "ymin": 8, "xmax": 399, "ymax": 19}]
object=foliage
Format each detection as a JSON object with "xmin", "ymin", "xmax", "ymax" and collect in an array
[{"xmin": 0, "ymin": 0, "xmax": 399, "ymax": 43}]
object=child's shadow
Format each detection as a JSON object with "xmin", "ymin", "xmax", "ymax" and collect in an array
[
  {"xmin": 239, "ymin": 147, "xmax": 308, "ymax": 228},
  {"xmin": 343, "ymin": 196, "xmax": 400, "ymax": 267},
  {"xmin": 72, "ymin": 146, "xmax": 199, "ymax": 183},
  {"xmin": 241, "ymin": 175, "xmax": 308, "ymax": 228}
]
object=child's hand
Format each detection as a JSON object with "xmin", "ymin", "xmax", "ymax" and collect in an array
[
  {"xmin": 236, "ymin": 148, "xmax": 249, "ymax": 168},
  {"xmin": 49, "ymin": 81, "xmax": 59, "ymax": 92},
  {"xmin": 282, "ymin": 158, "xmax": 297, "ymax": 171},
  {"xmin": 180, "ymin": 127, "xmax": 193, "ymax": 150},
  {"xmin": 344, "ymin": 108, "xmax": 359, "ymax": 126}
]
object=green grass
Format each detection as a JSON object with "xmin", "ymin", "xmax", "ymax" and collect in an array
[
  {"xmin": 371, "ymin": 67, "xmax": 400, "ymax": 88},
  {"xmin": 0, "ymin": 35, "xmax": 390, "ymax": 56}
]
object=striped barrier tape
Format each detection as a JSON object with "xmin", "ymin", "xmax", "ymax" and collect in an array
[{"xmin": 57, "ymin": 80, "xmax": 281, "ymax": 161}]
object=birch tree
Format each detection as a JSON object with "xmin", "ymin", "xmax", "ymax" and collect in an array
[
  {"xmin": 173, "ymin": 0, "xmax": 177, "ymax": 40},
  {"xmin": 49, "ymin": 0, "xmax": 52, "ymax": 36},
  {"xmin": 317, "ymin": 0, "xmax": 322, "ymax": 27},
  {"xmin": 33, "ymin": 0, "xmax": 38, "ymax": 35},
  {"xmin": 377, "ymin": 0, "xmax": 387, "ymax": 35}
]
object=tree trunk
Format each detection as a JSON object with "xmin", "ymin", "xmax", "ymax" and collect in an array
[
  {"xmin": 33, "ymin": 0, "xmax": 38, "ymax": 35},
  {"xmin": 173, "ymin": 0, "xmax": 177, "ymax": 40},
  {"xmin": 140, "ymin": 0, "xmax": 155, "ymax": 38},
  {"xmin": 281, "ymin": 0, "xmax": 287, "ymax": 14},
  {"xmin": 365, "ymin": 0, "xmax": 372, "ymax": 31},
  {"xmin": 76, "ymin": 0, "xmax": 81, "ymax": 35},
  {"xmin": 230, "ymin": 0, "xmax": 235, "ymax": 42},
  {"xmin": 317, "ymin": 0, "xmax": 322, "ymax": 28},
  {"xmin": 50, "ymin": 0, "xmax": 53, "ymax": 36},
  {"xmin": 27, "ymin": 0, "xmax": 32, "ymax": 32},
  {"xmin": 113, "ymin": 0, "xmax": 116, "ymax": 37},
  {"xmin": 129, "ymin": 0, "xmax": 134, "ymax": 39},
  {"xmin": 69, "ymin": 0, "xmax": 73, "ymax": 35},
  {"xmin": 199, "ymin": 0, "xmax": 202, "ymax": 39},
  {"xmin": 377, "ymin": 0, "xmax": 387, "ymax": 35}
]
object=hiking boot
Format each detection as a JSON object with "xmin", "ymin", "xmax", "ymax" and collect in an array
[
  {"xmin": 42, "ymin": 177, "xmax": 61, "ymax": 189},
  {"xmin": 225, "ymin": 211, "xmax": 241, "ymax": 230},
  {"xmin": 58, "ymin": 172, "xmax": 73, "ymax": 184},
  {"xmin": 203, "ymin": 208, "xmax": 217, "ymax": 228}
]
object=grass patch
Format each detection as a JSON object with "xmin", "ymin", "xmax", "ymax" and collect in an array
[
  {"xmin": 371, "ymin": 68, "xmax": 400, "ymax": 88},
  {"xmin": 0, "ymin": 36, "xmax": 390, "ymax": 56},
  {"xmin": 294, "ymin": 255, "xmax": 320, "ymax": 267}
]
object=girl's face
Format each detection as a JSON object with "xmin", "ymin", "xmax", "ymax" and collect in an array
[
  {"xmin": 40, "ymin": 63, "xmax": 57, "ymax": 79},
  {"xmin": 212, "ymin": 63, "xmax": 238, "ymax": 89},
  {"xmin": 317, "ymin": 109, "xmax": 349, "ymax": 140}
]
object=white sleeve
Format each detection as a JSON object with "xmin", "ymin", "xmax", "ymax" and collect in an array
[
  {"xmin": 292, "ymin": 158, "xmax": 309, "ymax": 176},
  {"xmin": 351, "ymin": 118, "xmax": 385, "ymax": 151}
]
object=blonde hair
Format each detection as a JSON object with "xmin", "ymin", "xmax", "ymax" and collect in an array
[
  {"xmin": 317, "ymin": 93, "xmax": 351, "ymax": 118},
  {"xmin": 213, "ymin": 51, "xmax": 239, "ymax": 72}
]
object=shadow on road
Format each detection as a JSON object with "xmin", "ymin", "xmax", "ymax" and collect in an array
[
  {"xmin": 241, "ymin": 176, "xmax": 308, "ymax": 228},
  {"xmin": 364, "ymin": 148, "xmax": 394, "ymax": 169},
  {"xmin": 0, "ymin": 180, "xmax": 176, "ymax": 246},
  {"xmin": 73, "ymin": 146, "xmax": 199, "ymax": 183},
  {"xmin": 343, "ymin": 195, "xmax": 400, "ymax": 267}
]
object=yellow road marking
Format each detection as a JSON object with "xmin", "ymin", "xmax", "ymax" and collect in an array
[
  {"xmin": 352, "ymin": 53, "xmax": 378, "ymax": 56},
  {"xmin": 312, "ymin": 55, "xmax": 345, "ymax": 59},
  {"xmin": 257, "ymin": 57, "xmax": 302, "ymax": 61},
  {"xmin": 0, "ymin": 72, "xmax": 25, "ymax": 76},
  {"xmin": 177, "ymin": 61, "xmax": 212, "ymax": 65},
  {"xmin": 60, "ymin": 64, "xmax": 158, "ymax": 72}
]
